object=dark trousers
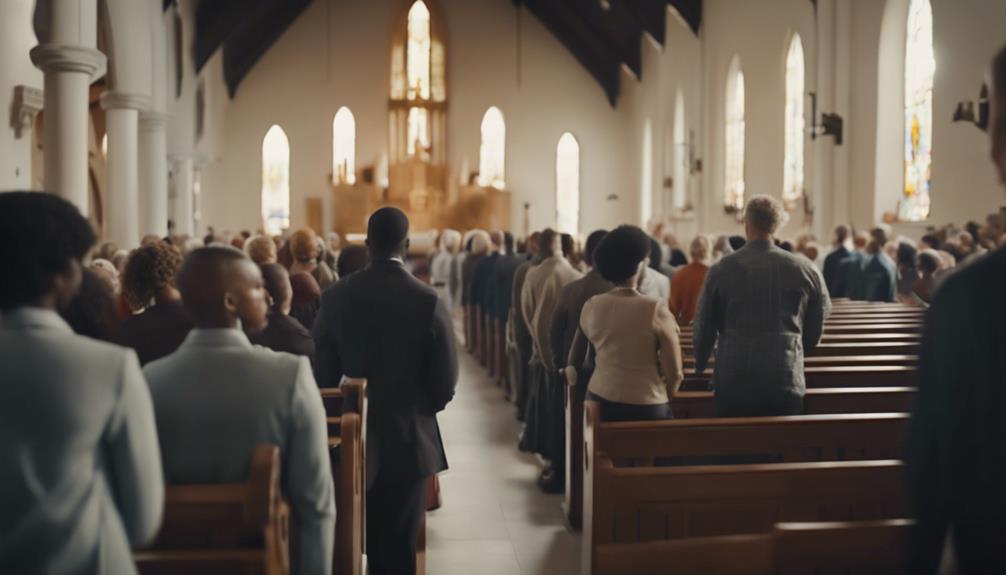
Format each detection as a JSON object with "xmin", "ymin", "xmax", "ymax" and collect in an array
[
  {"xmin": 587, "ymin": 391, "xmax": 673, "ymax": 422},
  {"xmin": 366, "ymin": 471, "xmax": 428, "ymax": 575},
  {"xmin": 714, "ymin": 393, "xmax": 804, "ymax": 417}
]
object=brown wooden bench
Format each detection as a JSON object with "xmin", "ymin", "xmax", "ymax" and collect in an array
[
  {"xmin": 671, "ymin": 386, "xmax": 915, "ymax": 419},
  {"xmin": 679, "ymin": 365, "xmax": 917, "ymax": 391},
  {"xmin": 684, "ymin": 354, "xmax": 919, "ymax": 371},
  {"xmin": 564, "ymin": 399, "xmax": 908, "ymax": 530},
  {"xmin": 593, "ymin": 519, "xmax": 912, "ymax": 575},
  {"xmin": 321, "ymin": 379, "xmax": 367, "ymax": 575},
  {"xmin": 135, "ymin": 444, "xmax": 290, "ymax": 575}
]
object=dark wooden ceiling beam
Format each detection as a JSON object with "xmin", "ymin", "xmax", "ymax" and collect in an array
[{"xmin": 567, "ymin": 0, "xmax": 643, "ymax": 79}]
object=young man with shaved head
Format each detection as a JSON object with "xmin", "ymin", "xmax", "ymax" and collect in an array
[
  {"xmin": 909, "ymin": 46, "xmax": 1006, "ymax": 574},
  {"xmin": 313, "ymin": 207, "xmax": 458, "ymax": 575},
  {"xmin": 144, "ymin": 246, "xmax": 334, "ymax": 575}
]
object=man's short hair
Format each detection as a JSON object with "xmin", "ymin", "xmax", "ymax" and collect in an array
[
  {"xmin": 367, "ymin": 207, "xmax": 410, "ymax": 254},
  {"xmin": 538, "ymin": 228, "xmax": 559, "ymax": 256},
  {"xmin": 337, "ymin": 245, "xmax": 369, "ymax": 277},
  {"xmin": 260, "ymin": 263, "xmax": 291, "ymax": 310},
  {"xmin": 177, "ymin": 246, "xmax": 249, "ymax": 320},
  {"xmin": 583, "ymin": 230, "xmax": 608, "ymax": 266},
  {"xmin": 594, "ymin": 225, "xmax": 651, "ymax": 284},
  {"xmin": 0, "ymin": 192, "xmax": 96, "ymax": 310},
  {"xmin": 744, "ymin": 195, "xmax": 786, "ymax": 235},
  {"xmin": 834, "ymin": 225, "xmax": 850, "ymax": 243}
]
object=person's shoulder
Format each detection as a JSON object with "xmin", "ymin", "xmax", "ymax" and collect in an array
[{"xmin": 932, "ymin": 248, "xmax": 1005, "ymax": 307}]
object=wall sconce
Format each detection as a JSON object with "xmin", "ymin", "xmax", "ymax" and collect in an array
[
  {"xmin": 953, "ymin": 83, "xmax": 989, "ymax": 132},
  {"xmin": 808, "ymin": 91, "xmax": 844, "ymax": 145},
  {"xmin": 11, "ymin": 85, "xmax": 42, "ymax": 139}
]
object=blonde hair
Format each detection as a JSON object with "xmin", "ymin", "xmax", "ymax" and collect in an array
[
  {"xmin": 469, "ymin": 230, "xmax": 491, "ymax": 255},
  {"xmin": 289, "ymin": 228, "xmax": 319, "ymax": 263},
  {"xmin": 245, "ymin": 234, "xmax": 278, "ymax": 265},
  {"xmin": 689, "ymin": 235, "xmax": 711, "ymax": 262}
]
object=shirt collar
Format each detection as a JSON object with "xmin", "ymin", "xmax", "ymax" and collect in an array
[
  {"xmin": 181, "ymin": 328, "xmax": 254, "ymax": 350},
  {"xmin": 1, "ymin": 307, "xmax": 73, "ymax": 333}
]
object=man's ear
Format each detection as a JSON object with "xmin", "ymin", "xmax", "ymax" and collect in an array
[{"xmin": 223, "ymin": 290, "xmax": 239, "ymax": 315}]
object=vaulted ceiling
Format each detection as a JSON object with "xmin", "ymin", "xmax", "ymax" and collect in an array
[{"xmin": 179, "ymin": 0, "xmax": 701, "ymax": 104}]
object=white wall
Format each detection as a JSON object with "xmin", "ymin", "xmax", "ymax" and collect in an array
[
  {"xmin": 188, "ymin": 0, "xmax": 1006, "ymax": 240},
  {"xmin": 0, "ymin": 0, "xmax": 43, "ymax": 190}
]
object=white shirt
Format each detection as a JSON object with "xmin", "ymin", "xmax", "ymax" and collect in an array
[{"xmin": 0, "ymin": 308, "xmax": 163, "ymax": 574}]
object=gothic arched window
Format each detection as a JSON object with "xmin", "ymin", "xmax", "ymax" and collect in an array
[
  {"xmin": 556, "ymin": 132, "xmax": 580, "ymax": 235},
  {"xmin": 673, "ymin": 90, "xmax": 687, "ymax": 210},
  {"xmin": 724, "ymin": 56, "xmax": 746, "ymax": 210},
  {"xmin": 901, "ymin": 0, "xmax": 934, "ymax": 221},
  {"xmin": 262, "ymin": 125, "xmax": 290, "ymax": 235},
  {"xmin": 333, "ymin": 107, "xmax": 356, "ymax": 185},
  {"xmin": 783, "ymin": 34, "xmax": 805, "ymax": 204},
  {"xmin": 478, "ymin": 106, "xmax": 505, "ymax": 189}
]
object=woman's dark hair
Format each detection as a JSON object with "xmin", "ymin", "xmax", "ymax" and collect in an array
[
  {"xmin": 337, "ymin": 244, "xmax": 369, "ymax": 278},
  {"xmin": 561, "ymin": 233, "xmax": 575, "ymax": 259},
  {"xmin": 728, "ymin": 235, "xmax": 746, "ymax": 251},
  {"xmin": 60, "ymin": 268, "xmax": 120, "ymax": 341},
  {"xmin": 669, "ymin": 248, "xmax": 688, "ymax": 267},
  {"xmin": 648, "ymin": 238, "xmax": 663, "ymax": 270},
  {"xmin": 594, "ymin": 225, "xmax": 651, "ymax": 284},
  {"xmin": 121, "ymin": 241, "xmax": 182, "ymax": 311},
  {"xmin": 896, "ymin": 241, "xmax": 918, "ymax": 268},
  {"xmin": 0, "ymin": 191, "xmax": 96, "ymax": 310},
  {"xmin": 583, "ymin": 230, "xmax": 608, "ymax": 267}
]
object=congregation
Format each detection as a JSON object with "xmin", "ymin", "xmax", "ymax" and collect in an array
[{"xmin": 1, "ymin": 35, "xmax": 1005, "ymax": 575}]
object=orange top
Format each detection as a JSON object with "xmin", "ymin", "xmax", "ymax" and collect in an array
[{"xmin": 669, "ymin": 262, "xmax": 709, "ymax": 325}]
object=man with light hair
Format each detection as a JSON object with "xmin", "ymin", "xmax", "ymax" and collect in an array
[
  {"xmin": 669, "ymin": 234, "xmax": 711, "ymax": 324},
  {"xmin": 693, "ymin": 195, "xmax": 830, "ymax": 416}
]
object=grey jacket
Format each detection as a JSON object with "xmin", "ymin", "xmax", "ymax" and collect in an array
[{"xmin": 693, "ymin": 240, "xmax": 831, "ymax": 400}]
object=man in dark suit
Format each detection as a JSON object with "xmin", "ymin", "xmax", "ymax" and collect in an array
[
  {"xmin": 822, "ymin": 224, "xmax": 851, "ymax": 296},
  {"xmin": 908, "ymin": 46, "xmax": 1006, "ymax": 574},
  {"xmin": 313, "ymin": 207, "xmax": 458, "ymax": 575}
]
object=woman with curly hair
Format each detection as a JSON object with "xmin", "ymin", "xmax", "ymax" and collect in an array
[
  {"xmin": 114, "ymin": 241, "xmax": 192, "ymax": 365},
  {"xmin": 288, "ymin": 227, "xmax": 335, "ymax": 290}
]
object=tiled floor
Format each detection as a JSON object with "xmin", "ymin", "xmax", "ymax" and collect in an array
[{"xmin": 426, "ymin": 349, "xmax": 580, "ymax": 575}]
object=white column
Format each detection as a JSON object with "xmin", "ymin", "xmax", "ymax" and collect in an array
[
  {"xmin": 139, "ymin": 112, "xmax": 169, "ymax": 237},
  {"xmin": 170, "ymin": 154, "xmax": 194, "ymax": 236},
  {"xmin": 29, "ymin": 48, "xmax": 104, "ymax": 214},
  {"xmin": 102, "ymin": 92, "xmax": 147, "ymax": 248}
]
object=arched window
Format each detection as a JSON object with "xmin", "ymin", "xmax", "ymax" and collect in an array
[
  {"xmin": 901, "ymin": 0, "xmax": 934, "ymax": 221},
  {"xmin": 673, "ymin": 90, "xmax": 687, "ymax": 210},
  {"xmin": 390, "ymin": 0, "xmax": 446, "ymax": 164},
  {"xmin": 641, "ymin": 119, "xmax": 653, "ymax": 226},
  {"xmin": 783, "ymin": 34, "xmax": 805, "ymax": 204},
  {"xmin": 556, "ymin": 132, "xmax": 580, "ymax": 235},
  {"xmin": 478, "ymin": 106, "xmax": 506, "ymax": 189},
  {"xmin": 261, "ymin": 125, "xmax": 290, "ymax": 235},
  {"xmin": 333, "ymin": 107, "xmax": 356, "ymax": 185},
  {"xmin": 724, "ymin": 56, "xmax": 746, "ymax": 210}
]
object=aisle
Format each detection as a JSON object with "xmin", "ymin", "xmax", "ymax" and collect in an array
[{"xmin": 426, "ymin": 349, "xmax": 580, "ymax": 575}]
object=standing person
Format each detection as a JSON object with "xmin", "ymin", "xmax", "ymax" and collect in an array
[
  {"xmin": 520, "ymin": 229, "xmax": 583, "ymax": 492},
  {"xmin": 313, "ymin": 207, "xmax": 457, "ymax": 575},
  {"xmin": 0, "ymin": 192, "xmax": 164, "ymax": 574},
  {"xmin": 145, "ymin": 247, "xmax": 333, "ymax": 575},
  {"xmin": 693, "ymin": 195, "xmax": 830, "ymax": 416},
  {"xmin": 472, "ymin": 231, "xmax": 504, "ymax": 366},
  {"xmin": 431, "ymin": 229, "xmax": 461, "ymax": 308},
  {"xmin": 493, "ymin": 232, "xmax": 523, "ymax": 395},
  {"xmin": 461, "ymin": 231, "xmax": 490, "ymax": 352},
  {"xmin": 834, "ymin": 231, "xmax": 869, "ymax": 299},
  {"xmin": 549, "ymin": 230, "xmax": 612, "ymax": 376},
  {"xmin": 638, "ymin": 238, "xmax": 671, "ymax": 301},
  {"xmin": 567, "ymin": 225, "xmax": 683, "ymax": 421},
  {"xmin": 510, "ymin": 231, "xmax": 541, "ymax": 419},
  {"xmin": 669, "ymin": 235, "xmax": 712, "ymax": 325},
  {"xmin": 908, "ymin": 47, "xmax": 1006, "ymax": 574},
  {"xmin": 822, "ymin": 225, "xmax": 851, "ymax": 296},
  {"xmin": 854, "ymin": 228, "xmax": 898, "ymax": 302},
  {"xmin": 250, "ymin": 263, "xmax": 315, "ymax": 358},
  {"xmin": 115, "ymin": 241, "xmax": 192, "ymax": 365}
]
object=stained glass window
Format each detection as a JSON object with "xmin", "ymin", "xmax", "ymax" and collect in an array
[
  {"xmin": 407, "ymin": 107, "xmax": 429, "ymax": 157},
  {"xmin": 556, "ymin": 132, "xmax": 580, "ymax": 235},
  {"xmin": 261, "ymin": 125, "xmax": 290, "ymax": 235},
  {"xmin": 725, "ymin": 56, "xmax": 746, "ymax": 210},
  {"xmin": 333, "ymin": 107, "xmax": 356, "ymax": 185},
  {"xmin": 901, "ymin": 0, "xmax": 934, "ymax": 221},
  {"xmin": 784, "ymin": 34, "xmax": 805, "ymax": 204},
  {"xmin": 478, "ymin": 107, "xmax": 506, "ymax": 189},
  {"xmin": 407, "ymin": 1, "xmax": 430, "ymax": 101}
]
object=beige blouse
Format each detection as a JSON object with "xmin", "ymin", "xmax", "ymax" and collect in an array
[{"xmin": 579, "ymin": 287, "xmax": 683, "ymax": 405}]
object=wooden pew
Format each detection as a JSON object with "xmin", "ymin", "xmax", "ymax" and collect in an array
[
  {"xmin": 594, "ymin": 519, "xmax": 912, "ymax": 575},
  {"xmin": 564, "ymin": 399, "xmax": 908, "ymax": 530},
  {"xmin": 134, "ymin": 444, "xmax": 290, "ymax": 575},
  {"xmin": 678, "ymin": 365, "xmax": 918, "ymax": 391},
  {"xmin": 321, "ymin": 379, "xmax": 367, "ymax": 575},
  {"xmin": 671, "ymin": 386, "xmax": 915, "ymax": 419},
  {"xmin": 684, "ymin": 354, "xmax": 919, "ymax": 371},
  {"xmin": 582, "ymin": 458, "xmax": 907, "ymax": 574}
]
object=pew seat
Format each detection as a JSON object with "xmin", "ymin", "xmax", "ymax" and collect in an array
[
  {"xmin": 679, "ymin": 365, "xmax": 917, "ymax": 391},
  {"xmin": 135, "ymin": 444, "xmax": 290, "ymax": 575},
  {"xmin": 671, "ymin": 386, "xmax": 915, "ymax": 419},
  {"xmin": 321, "ymin": 380, "xmax": 367, "ymax": 575}
]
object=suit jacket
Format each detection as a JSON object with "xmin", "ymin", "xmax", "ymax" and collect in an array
[
  {"xmin": 510, "ymin": 257, "xmax": 537, "ymax": 354},
  {"xmin": 834, "ymin": 250, "xmax": 865, "ymax": 299},
  {"xmin": 853, "ymin": 253, "xmax": 897, "ymax": 303},
  {"xmin": 144, "ymin": 329, "xmax": 334, "ymax": 575},
  {"xmin": 114, "ymin": 300, "xmax": 192, "ymax": 365},
  {"xmin": 822, "ymin": 245, "xmax": 851, "ymax": 296},
  {"xmin": 250, "ymin": 311, "xmax": 315, "ymax": 359},
  {"xmin": 693, "ymin": 240, "xmax": 831, "ymax": 402},
  {"xmin": 521, "ymin": 256, "xmax": 583, "ymax": 370},
  {"xmin": 493, "ymin": 254, "xmax": 524, "ymax": 322},
  {"xmin": 549, "ymin": 268, "xmax": 612, "ymax": 370},
  {"xmin": 908, "ymin": 246, "xmax": 1006, "ymax": 572},
  {"xmin": 313, "ymin": 259, "xmax": 458, "ymax": 482},
  {"xmin": 0, "ymin": 308, "xmax": 163, "ymax": 575},
  {"xmin": 472, "ymin": 252, "xmax": 500, "ymax": 313}
]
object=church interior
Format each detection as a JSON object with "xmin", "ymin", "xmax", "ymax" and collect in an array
[{"xmin": 2, "ymin": 0, "xmax": 1006, "ymax": 573}]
